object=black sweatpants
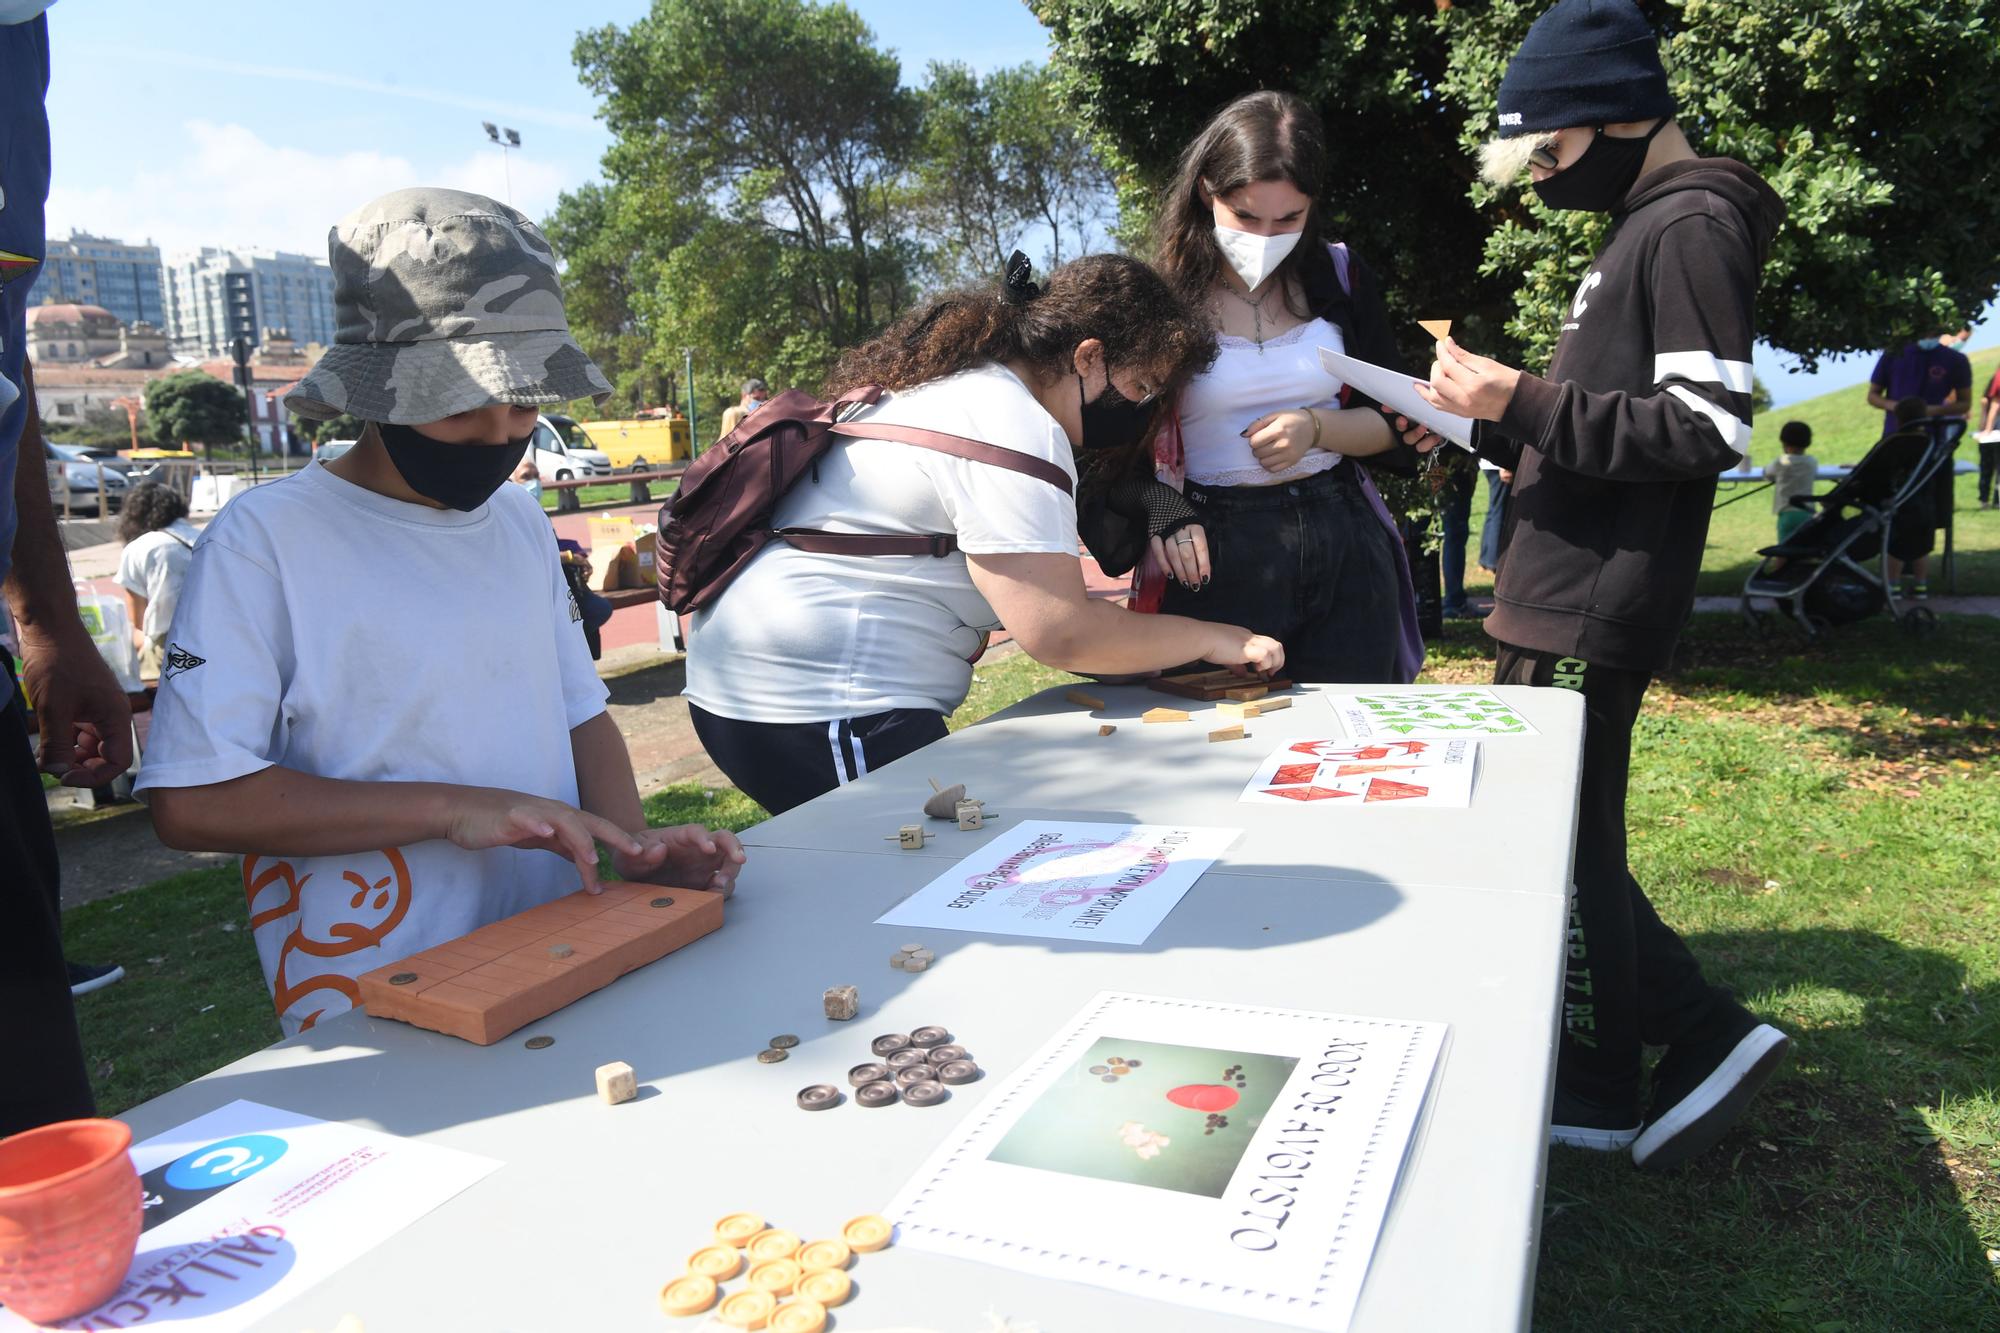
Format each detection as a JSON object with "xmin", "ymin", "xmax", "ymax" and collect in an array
[
  {"xmin": 1, "ymin": 661, "xmax": 95, "ymax": 1136},
  {"xmin": 690, "ymin": 704, "xmax": 949, "ymax": 817},
  {"xmin": 1493, "ymin": 645, "xmax": 1741, "ymax": 1109}
]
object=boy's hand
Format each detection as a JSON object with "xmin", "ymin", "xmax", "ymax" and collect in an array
[
  {"xmin": 447, "ymin": 789, "xmax": 644, "ymax": 894},
  {"xmin": 613, "ymin": 824, "xmax": 748, "ymax": 898},
  {"xmin": 1415, "ymin": 338, "xmax": 1520, "ymax": 422}
]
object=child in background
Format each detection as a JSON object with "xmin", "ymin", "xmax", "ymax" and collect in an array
[
  {"xmin": 1764, "ymin": 421, "xmax": 1818, "ymax": 542},
  {"xmin": 137, "ymin": 189, "xmax": 744, "ymax": 1034}
]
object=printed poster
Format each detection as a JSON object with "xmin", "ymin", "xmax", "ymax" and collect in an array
[
  {"xmin": 1240, "ymin": 737, "xmax": 1479, "ymax": 807},
  {"xmin": 886, "ymin": 992, "xmax": 1448, "ymax": 1333},
  {"xmin": 3, "ymin": 1101, "xmax": 498, "ymax": 1333},
  {"xmin": 1329, "ymin": 688, "xmax": 1537, "ymax": 739},
  {"xmin": 874, "ymin": 821, "xmax": 1240, "ymax": 946}
]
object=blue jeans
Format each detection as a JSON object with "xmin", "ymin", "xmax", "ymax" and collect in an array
[
  {"xmin": 1440, "ymin": 465, "xmax": 1476, "ymax": 613},
  {"xmin": 1480, "ymin": 470, "xmax": 1512, "ymax": 573}
]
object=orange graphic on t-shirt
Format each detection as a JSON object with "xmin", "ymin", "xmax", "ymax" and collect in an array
[{"xmin": 244, "ymin": 849, "xmax": 414, "ymax": 1031}]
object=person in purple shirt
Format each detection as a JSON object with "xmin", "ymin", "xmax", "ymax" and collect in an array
[
  {"xmin": 2, "ymin": 2, "xmax": 137, "ymax": 1136},
  {"xmin": 1865, "ymin": 331, "xmax": 1972, "ymax": 597}
]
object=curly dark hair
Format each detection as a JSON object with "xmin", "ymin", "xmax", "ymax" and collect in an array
[
  {"xmin": 1153, "ymin": 90, "xmax": 1331, "ymax": 321},
  {"xmin": 117, "ymin": 481, "xmax": 189, "ymax": 545},
  {"xmin": 823, "ymin": 253, "xmax": 1217, "ymax": 401}
]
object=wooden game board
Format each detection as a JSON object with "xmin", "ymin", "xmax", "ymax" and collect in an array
[
  {"xmin": 357, "ymin": 881, "xmax": 725, "ymax": 1045},
  {"xmin": 1146, "ymin": 668, "xmax": 1294, "ymax": 702}
]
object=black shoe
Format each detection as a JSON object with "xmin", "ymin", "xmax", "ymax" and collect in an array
[
  {"xmin": 1631, "ymin": 1014, "xmax": 1789, "ymax": 1172},
  {"xmin": 67, "ymin": 961, "xmax": 125, "ymax": 997},
  {"xmin": 1549, "ymin": 1083, "xmax": 1642, "ymax": 1152}
]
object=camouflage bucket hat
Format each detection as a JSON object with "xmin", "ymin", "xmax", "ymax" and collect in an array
[{"xmin": 283, "ymin": 188, "xmax": 612, "ymax": 423}]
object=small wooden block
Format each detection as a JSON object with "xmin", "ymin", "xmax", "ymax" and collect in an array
[
  {"xmin": 956, "ymin": 801, "xmax": 984, "ymax": 831},
  {"xmin": 898, "ymin": 825, "xmax": 925, "ymax": 849},
  {"xmin": 1208, "ymin": 724, "xmax": 1247, "ymax": 743},
  {"xmin": 1216, "ymin": 700, "xmax": 1260, "ymax": 721},
  {"xmin": 824, "ymin": 984, "xmax": 859, "ymax": 1021},
  {"xmin": 1142, "ymin": 707, "xmax": 1191, "ymax": 724},
  {"xmin": 595, "ymin": 1060, "xmax": 637, "ymax": 1105},
  {"xmin": 1254, "ymin": 695, "xmax": 1293, "ymax": 712},
  {"xmin": 1418, "ymin": 318, "xmax": 1453, "ymax": 342},
  {"xmin": 1223, "ymin": 685, "xmax": 1269, "ymax": 702},
  {"xmin": 1098, "ymin": 724, "xmax": 1117, "ymax": 736},
  {"xmin": 1065, "ymin": 688, "xmax": 1107, "ymax": 711}
]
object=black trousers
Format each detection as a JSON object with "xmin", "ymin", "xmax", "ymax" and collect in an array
[
  {"xmin": 1493, "ymin": 645, "xmax": 1740, "ymax": 1108},
  {"xmin": 1, "ymin": 661, "xmax": 95, "ymax": 1136},
  {"xmin": 1163, "ymin": 466, "xmax": 1404, "ymax": 685},
  {"xmin": 1979, "ymin": 438, "xmax": 2000, "ymax": 504},
  {"xmin": 690, "ymin": 704, "xmax": 949, "ymax": 817}
]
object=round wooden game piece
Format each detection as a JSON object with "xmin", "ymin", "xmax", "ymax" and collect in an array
[
  {"xmin": 796, "ymin": 1084, "xmax": 843, "ymax": 1111},
  {"xmin": 846, "ymin": 1062, "xmax": 889, "ymax": 1087},
  {"xmin": 548, "ymin": 942, "xmax": 573, "ymax": 959},
  {"xmin": 884, "ymin": 1047, "xmax": 927, "ymax": 1069},
  {"xmin": 796, "ymin": 1267, "xmax": 853, "ymax": 1308},
  {"xmin": 900, "ymin": 941, "xmax": 924, "ymax": 954},
  {"xmin": 746, "ymin": 1257, "xmax": 802, "ymax": 1295},
  {"xmin": 717, "ymin": 1288, "xmax": 777, "ymax": 1329},
  {"xmin": 909, "ymin": 1025, "xmax": 952, "ymax": 1048},
  {"xmin": 746, "ymin": 1228, "xmax": 802, "ymax": 1263},
  {"xmin": 841, "ymin": 1214, "xmax": 894, "ymax": 1252},
  {"xmin": 687, "ymin": 1244, "xmax": 744, "ymax": 1280},
  {"xmin": 660, "ymin": 1273, "xmax": 718, "ymax": 1317},
  {"xmin": 769, "ymin": 1296, "xmax": 828, "ymax": 1333},
  {"xmin": 856, "ymin": 1080, "xmax": 900, "ymax": 1108},
  {"xmin": 925, "ymin": 1044, "xmax": 968, "ymax": 1065},
  {"xmin": 715, "ymin": 1212, "xmax": 765, "ymax": 1246},
  {"xmin": 869, "ymin": 1033, "xmax": 911, "ymax": 1056},
  {"xmin": 901, "ymin": 1081, "xmax": 951, "ymax": 1107},
  {"xmin": 936, "ymin": 1060, "xmax": 982, "ymax": 1086},
  {"xmin": 649, "ymin": 896, "xmax": 676, "ymax": 908},
  {"xmin": 768, "ymin": 1033, "xmax": 799, "ymax": 1049},
  {"xmin": 756, "ymin": 1047, "xmax": 789, "ymax": 1064},
  {"xmin": 893, "ymin": 1064, "xmax": 938, "ymax": 1086},
  {"xmin": 388, "ymin": 972, "xmax": 417, "ymax": 985},
  {"xmin": 795, "ymin": 1238, "xmax": 851, "ymax": 1272},
  {"xmin": 523, "ymin": 1035, "xmax": 554, "ymax": 1050},
  {"xmin": 902, "ymin": 957, "xmax": 930, "ymax": 972}
]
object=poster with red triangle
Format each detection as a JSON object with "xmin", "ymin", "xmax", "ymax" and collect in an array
[{"xmin": 1240, "ymin": 737, "xmax": 1479, "ymax": 808}]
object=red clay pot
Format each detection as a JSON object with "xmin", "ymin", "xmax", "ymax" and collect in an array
[{"xmin": 0, "ymin": 1118, "xmax": 143, "ymax": 1324}]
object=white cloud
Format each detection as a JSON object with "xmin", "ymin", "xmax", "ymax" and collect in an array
[{"xmin": 45, "ymin": 121, "xmax": 580, "ymax": 259}]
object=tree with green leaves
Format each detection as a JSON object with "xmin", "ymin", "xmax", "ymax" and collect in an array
[
  {"xmin": 142, "ymin": 371, "xmax": 244, "ymax": 451},
  {"xmin": 1034, "ymin": 0, "xmax": 2000, "ymax": 370}
]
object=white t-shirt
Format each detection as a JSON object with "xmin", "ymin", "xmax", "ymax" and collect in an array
[
  {"xmin": 114, "ymin": 516, "xmax": 200, "ymax": 642},
  {"xmin": 134, "ymin": 463, "xmax": 610, "ymax": 1036},
  {"xmin": 684, "ymin": 362, "xmax": 1078, "ymax": 724},
  {"xmin": 1180, "ymin": 317, "xmax": 1348, "ymax": 487}
]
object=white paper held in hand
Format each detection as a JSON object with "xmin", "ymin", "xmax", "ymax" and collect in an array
[{"xmin": 1317, "ymin": 346, "xmax": 1476, "ymax": 451}]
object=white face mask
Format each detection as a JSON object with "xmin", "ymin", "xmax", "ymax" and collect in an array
[
  {"xmin": 1212, "ymin": 224, "xmax": 1302, "ymax": 291},
  {"xmin": 518, "ymin": 475, "xmax": 543, "ymax": 503}
]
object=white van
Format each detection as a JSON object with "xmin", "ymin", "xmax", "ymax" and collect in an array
[{"xmin": 312, "ymin": 417, "xmax": 612, "ymax": 482}]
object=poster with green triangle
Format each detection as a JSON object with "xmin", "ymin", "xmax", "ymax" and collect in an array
[{"xmin": 1329, "ymin": 688, "xmax": 1537, "ymax": 740}]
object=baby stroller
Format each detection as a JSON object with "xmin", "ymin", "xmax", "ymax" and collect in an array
[{"xmin": 1741, "ymin": 417, "xmax": 1962, "ymax": 639}]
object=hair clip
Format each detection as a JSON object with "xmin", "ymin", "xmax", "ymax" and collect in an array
[{"xmin": 1001, "ymin": 249, "xmax": 1042, "ymax": 304}]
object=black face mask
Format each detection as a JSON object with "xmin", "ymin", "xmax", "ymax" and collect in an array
[
  {"xmin": 375, "ymin": 421, "xmax": 532, "ymax": 512},
  {"xmin": 1532, "ymin": 120, "xmax": 1667, "ymax": 213},
  {"xmin": 1076, "ymin": 374, "xmax": 1153, "ymax": 453}
]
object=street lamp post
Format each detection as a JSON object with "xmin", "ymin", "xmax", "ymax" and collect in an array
[
  {"xmin": 683, "ymin": 347, "xmax": 698, "ymax": 457},
  {"xmin": 481, "ymin": 122, "xmax": 521, "ymax": 206}
]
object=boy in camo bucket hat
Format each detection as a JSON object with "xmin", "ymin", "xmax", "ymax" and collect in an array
[{"xmin": 136, "ymin": 188, "xmax": 744, "ymax": 1037}]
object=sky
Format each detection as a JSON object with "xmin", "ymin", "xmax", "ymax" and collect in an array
[{"xmin": 37, "ymin": 0, "xmax": 1986, "ymax": 409}]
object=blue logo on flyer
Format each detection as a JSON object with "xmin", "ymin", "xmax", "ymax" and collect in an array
[{"xmin": 164, "ymin": 1133, "xmax": 289, "ymax": 1190}]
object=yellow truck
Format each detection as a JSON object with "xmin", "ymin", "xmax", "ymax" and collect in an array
[{"xmin": 569, "ymin": 414, "xmax": 693, "ymax": 470}]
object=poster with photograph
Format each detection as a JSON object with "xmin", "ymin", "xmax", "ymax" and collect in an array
[
  {"xmin": 886, "ymin": 992, "xmax": 1447, "ymax": 1332},
  {"xmin": 1328, "ymin": 688, "xmax": 1537, "ymax": 739},
  {"xmin": 1, "ymin": 1101, "xmax": 498, "ymax": 1333},
  {"xmin": 874, "ymin": 821, "xmax": 1240, "ymax": 945},
  {"xmin": 1238, "ymin": 737, "xmax": 1479, "ymax": 807}
]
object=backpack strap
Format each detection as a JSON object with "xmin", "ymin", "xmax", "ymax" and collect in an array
[{"xmin": 827, "ymin": 420, "xmax": 1074, "ymax": 496}]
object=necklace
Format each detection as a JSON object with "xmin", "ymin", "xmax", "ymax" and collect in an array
[{"xmin": 1217, "ymin": 281, "xmax": 1278, "ymax": 354}]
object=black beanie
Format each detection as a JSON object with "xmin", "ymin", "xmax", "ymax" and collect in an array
[{"xmin": 1494, "ymin": 0, "xmax": 1675, "ymax": 138}]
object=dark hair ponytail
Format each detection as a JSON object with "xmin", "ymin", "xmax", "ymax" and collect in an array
[{"xmin": 824, "ymin": 253, "xmax": 1216, "ymax": 398}]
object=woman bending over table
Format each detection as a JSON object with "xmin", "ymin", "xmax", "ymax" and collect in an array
[{"xmin": 683, "ymin": 254, "xmax": 1285, "ymax": 815}]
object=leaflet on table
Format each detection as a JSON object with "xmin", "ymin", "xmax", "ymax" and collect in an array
[
  {"xmin": 1328, "ymin": 687, "xmax": 1538, "ymax": 739},
  {"xmin": 874, "ymin": 820, "xmax": 1240, "ymax": 945},
  {"xmin": 1240, "ymin": 737, "xmax": 1478, "ymax": 807},
  {"xmin": 885, "ymin": 991, "xmax": 1448, "ymax": 1333},
  {"xmin": 1317, "ymin": 348, "xmax": 1475, "ymax": 451},
  {"xmin": 1, "ymin": 1100, "xmax": 498, "ymax": 1333}
]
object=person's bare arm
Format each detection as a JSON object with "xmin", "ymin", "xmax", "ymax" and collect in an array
[
  {"xmin": 124, "ymin": 589, "xmax": 148, "ymax": 647},
  {"xmin": 149, "ymin": 765, "xmax": 644, "ymax": 893},
  {"xmin": 1865, "ymin": 384, "xmax": 1895, "ymax": 415},
  {"xmin": 569, "ymin": 708, "xmax": 747, "ymax": 892},
  {"xmin": 4, "ymin": 362, "xmax": 132, "ymax": 784},
  {"xmin": 967, "ymin": 552, "xmax": 1283, "ymax": 677},
  {"xmin": 1984, "ymin": 396, "xmax": 1999, "ymax": 433}
]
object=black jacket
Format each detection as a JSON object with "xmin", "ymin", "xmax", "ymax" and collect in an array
[
  {"xmin": 1478, "ymin": 158, "xmax": 1787, "ymax": 671},
  {"xmin": 1078, "ymin": 243, "xmax": 1416, "ymax": 576}
]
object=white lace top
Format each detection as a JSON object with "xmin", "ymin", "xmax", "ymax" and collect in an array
[{"xmin": 1180, "ymin": 317, "xmax": 1348, "ymax": 487}]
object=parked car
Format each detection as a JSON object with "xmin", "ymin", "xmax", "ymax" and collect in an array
[
  {"xmin": 44, "ymin": 442, "xmax": 130, "ymax": 514},
  {"xmin": 314, "ymin": 438, "xmax": 358, "ymax": 463}
]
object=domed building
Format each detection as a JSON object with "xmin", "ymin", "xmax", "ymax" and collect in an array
[{"xmin": 28, "ymin": 302, "xmax": 171, "ymax": 368}]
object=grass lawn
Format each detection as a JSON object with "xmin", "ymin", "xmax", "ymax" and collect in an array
[{"xmin": 540, "ymin": 477, "xmax": 680, "ymax": 511}]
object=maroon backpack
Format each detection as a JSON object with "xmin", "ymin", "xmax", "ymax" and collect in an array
[{"xmin": 657, "ymin": 384, "xmax": 1074, "ymax": 614}]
